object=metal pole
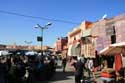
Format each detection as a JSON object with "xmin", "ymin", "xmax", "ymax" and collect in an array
[
  {"xmin": 35, "ymin": 23, "xmax": 52, "ymax": 56},
  {"xmin": 41, "ymin": 28, "xmax": 43, "ymax": 56}
]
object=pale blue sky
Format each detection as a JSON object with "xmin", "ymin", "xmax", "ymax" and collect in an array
[{"xmin": 0, "ymin": 0, "xmax": 125, "ymax": 47}]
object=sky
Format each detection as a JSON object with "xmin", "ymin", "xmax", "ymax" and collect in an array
[{"xmin": 0, "ymin": 0, "xmax": 125, "ymax": 47}]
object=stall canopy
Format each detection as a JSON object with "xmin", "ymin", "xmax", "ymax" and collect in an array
[
  {"xmin": 25, "ymin": 51, "xmax": 37, "ymax": 56},
  {"xmin": 99, "ymin": 42, "xmax": 125, "ymax": 71},
  {"xmin": 0, "ymin": 50, "xmax": 9, "ymax": 56},
  {"xmin": 99, "ymin": 42, "xmax": 125, "ymax": 55}
]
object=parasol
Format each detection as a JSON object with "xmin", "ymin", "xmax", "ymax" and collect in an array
[
  {"xmin": 25, "ymin": 51, "xmax": 37, "ymax": 56},
  {"xmin": 99, "ymin": 42, "xmax": 124, "ymax": 71},
  {"xmin": 99, "ymin": 42, "xmax": 125, "ymax": 55}
]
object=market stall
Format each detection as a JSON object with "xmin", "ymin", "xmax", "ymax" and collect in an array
[{"xmin": 99, "ymin": 42, "xmax": 125, "ymax": 83}]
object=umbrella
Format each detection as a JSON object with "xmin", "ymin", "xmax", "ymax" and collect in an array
[
  {"xmin": 0, "ymin": 50, "xmax": 9, "ymax": 56},
  {"xmin": 25, "ymin": 51, "xmax": 37, "ymax": 56},
  {"xmin": 99, "ymin": 42, "xmax": 125, "ymax": 55},
  {"xmin": 99, "ymin": 42, "xmax": 124, "ymax": 71}
]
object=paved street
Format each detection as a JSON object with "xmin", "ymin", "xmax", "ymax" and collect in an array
[
  {"xmin": 36, "ymin": 61, "xmax": 74, "ymax": 83},
  {"xmin": 47, "ymin": 68, "xmax": 74, "ymax": 83},
  {"xmin": 37, "ymin": 61, "xmax": 104, "ymax": 83}
]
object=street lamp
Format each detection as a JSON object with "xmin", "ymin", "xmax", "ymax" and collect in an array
[
  {"xmin": 34, "ymin": 22, "xmax": 52, "ymax": 56},
  {"xmin": 24, "ymin": 41, "xmax": 32, "ymax": 45},
  {"xmin": 24, "ymin": 41, "xmax": 32, "ymax": 50}
]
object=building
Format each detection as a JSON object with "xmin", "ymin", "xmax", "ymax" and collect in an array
[
  {"xmin": 91, "ymin": 14, "xmax": 125, "ymax": 53},
  {"xmin": 0, "ymin": 44, "xmax": 6, "ymax": 50},
  {"xmin": 91, "ymin": 14, "xmax": 125, "ymax": 70},
  {"xmin": 81, "ymin": 21, "xmax": 95, "ymax": 58},
  {"xmin": 67, "ymin": 25, "xmax": 81, "ymax": 57},
  {"xmin": 6, "ymin": 44, "xmax": 53, "ymax": 53},
  {"xmin": 6, "ymin": 44, "xmax": 29, "ymax": 50},
  {"xmin": 55, "ymin": 37, "xmax": 68, "ymax": 57},
  {"xmin": 67, "ymin": 21, "xmax": 94, "ymax": 58}
]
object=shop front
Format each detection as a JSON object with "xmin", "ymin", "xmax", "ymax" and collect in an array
[
  {"xmin": 99, "ymin": 42, "xmax": 125, "ymax": 83},
  {"xmin": 81, "ymin": 29, "xmax": 96, "ymax": 58},
  {"xmin": 67, "ymin": 41, "xmax": 81, "ymax": 57}
]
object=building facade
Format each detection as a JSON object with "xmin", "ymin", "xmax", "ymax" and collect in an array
[
  {"xmin": 67, "ymin": 21, "xmax": 95, "ymax": 58},
  {"xmin": 67, "ymin": 25, "xmax": 81, "ymax": 57},
  {"xmin": 55, "ymin": 37, "xmax": 68, "ymax": 57},
  {"xmin": 0, "ymin": 44, "xmax": 6, "ymax": 50},
  {"xmin": 91, "ymin": 14, "xmax": 125, "ymax": 53},
  {"xmin": 81, "ymin": 21, "xmax": 95, "ymax": 58}
]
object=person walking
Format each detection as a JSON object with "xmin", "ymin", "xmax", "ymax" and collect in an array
[
  {"xmin": 62, "ymin": 57, "xmax": 67, "ymax": 72},
  {"xmin": 86, "ymin": 58, "xmax": 94, "ymax": 78},
  {"xmin": 74, "ymin": 57, "xmax": 85, "ymax": 83},
  {"xmin": 0, "ymin": 57, "xmax": 8, "ymax": 83}
]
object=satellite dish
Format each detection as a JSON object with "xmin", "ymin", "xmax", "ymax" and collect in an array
[{"xmin": 102, "ymin": 14, "xmax": 107, "ymax": 19}]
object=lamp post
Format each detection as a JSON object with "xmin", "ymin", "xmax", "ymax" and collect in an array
[
  {"xmin": 24, "ymin": 41, "xmax": 32, "ymax": 50},
  {"xmin": 34, "ymin": 22, "xmax": 52, "ymax": 56},
  {"xmin": 24, "ymin": 41, "xmax": 32, "ymax": 45}
]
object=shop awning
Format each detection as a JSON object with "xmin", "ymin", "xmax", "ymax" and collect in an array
[
  {"xmin": 68, "ymin": 43, "xmax": 81, "ymax": 56},
  {"xmin": 99, "ymin": 42, "xmax": 124, "ymax": 71},
  {"xmin": 75, "ymin": 43, "xmax": 80, "ymax": 48},
  {"xmin": 75, "ymin": 43, "xmax": 81, "ymax": 56},
  {"xmin": 99, "ymin": 42, "xmax": 125, "ymax": 55},
  {"xmin": 82, "ymin": 29, "xmax": 91, "ymax": 37}
]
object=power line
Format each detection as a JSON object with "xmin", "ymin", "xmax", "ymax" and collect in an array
[{"xmin": 0, "ymin": 10, "xmax": 80, "ymax": 24}]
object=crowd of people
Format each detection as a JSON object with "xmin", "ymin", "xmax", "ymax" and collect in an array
[
  {"xmin": 68, "ymin": 56, "xmax": 99, "ymax": 83},
  {"xmin": 66, "ymin": 55, "xmax": 124, "ymax": 83},
  {"xmin": 0, "ymin": 54, "xmax": 57, "ymax": 83}
]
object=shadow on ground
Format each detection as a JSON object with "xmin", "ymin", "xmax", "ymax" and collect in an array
[
  {"xmin": 36, "ymin": 71, "xmax": 74, "ymax": 83},
  {"xmin": 50, "ymin": 71, "xmax": 74, "ymax": 81},
  {"xmin": 36, "ymin": 62, "xmax": 75, "ymax": 83},
  {"xmin": 56, "ymin": 65, "xmax": 63, "ymax": 68}
]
